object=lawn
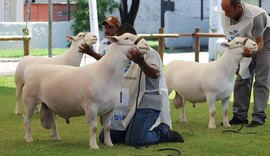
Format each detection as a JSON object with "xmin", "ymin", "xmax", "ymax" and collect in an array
[
  {"xmin": 0, "ymin": 75, "xmax": 270, "ymax": 156},
  {"xmin": 0, "ymin": 48, "xmax": 68, "ymax": 58}
]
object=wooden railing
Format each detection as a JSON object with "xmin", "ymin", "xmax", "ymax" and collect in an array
[
  {"xmin": 139, "ymin": 27, "xmax": 226, "ymax": 62},
  {"xmin": 0, "ymin": 28, "xmax": 31, "ymax": 56}
]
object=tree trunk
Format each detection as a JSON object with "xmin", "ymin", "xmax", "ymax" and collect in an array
[{"xmin": 119, "ymin": 0, "xmax": 140, "ymax": 26}]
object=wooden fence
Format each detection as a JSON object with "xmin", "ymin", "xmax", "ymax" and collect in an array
[
  {"xmin": 0, "ymin": 27, "xmax": 224, "ymax": 60},
  {"xmin": 139, "ymin": 27, "xmax": 226, "ymax": 62},
  {"xmin": 0, "ymin": 28, "xmax": 31, "ymax": 56}
]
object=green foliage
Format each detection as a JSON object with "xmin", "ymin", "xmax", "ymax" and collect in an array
[
  {"xmin": 1, "ymin": 75, "xmax": 270, "ymax": 156},
  {"xmin": 72, "ymin": 0, "xmax": 118, "ymax": 35},
  {"xmin": 97, "ymin": 0, "xmax": 118, "ymax": 26}
]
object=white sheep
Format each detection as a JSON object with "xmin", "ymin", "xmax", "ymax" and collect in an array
[
  {"xmin": 22, "ymin": 33, "xmax": 150, "ymax": 149},
  {"xmin": 14, "ymin": 32, "xmax": 97, "ymax": 115},
  {"xmin": 164, "ymin": 37, "xmax": 258, "ymax": 129}
]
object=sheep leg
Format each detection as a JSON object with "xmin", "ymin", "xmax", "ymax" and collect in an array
[
  {"xmin": 39, "ymin": 103, "xmax": 61, "ymax": 141},
  {"xmin": 50, "ymin": 114, "xmax": 61, "ymax": 141},
  {"xmin": 15, "ymin": 82, "xmax": 23, "ymax": 115},
  {"xmin": 101, "ymin": 111, "xmax": 114, "ymax": 147},
  {"xmin": 33, "ymin": 105, "xmax": 40, "ymax": 114},
  {"xmin": 85, "ymin": 107, "xmax": 99, "ymax": 149},
  {"xmin": 221, "ymin": 97, "xmax": 231, "ymax": 128},
  {"xmin": 174, "ymin": 92, "xmax": 187, "ymax": 123},
  {"xmin": 207, "ymin": 97, "xmax": 216, "ymax": 129},
  {"xmin": 23, "ymin": 97, "xmax": 38, "ymax": 143}
]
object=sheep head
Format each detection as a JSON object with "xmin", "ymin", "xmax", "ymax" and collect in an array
[
  {"xmin": 221, "ymin": 37, "xmax": 258, "ymax": 57},
  {"xmin": 106, "ymin": 33, "xmax": 150, "ymax": 56},
  {"xmin": 221, "ymin": 37, "xmax": 258, "ymax": 51},
  {"xmin": 66, "ymin": 32, "xmax": 98, "ymax": 46}
]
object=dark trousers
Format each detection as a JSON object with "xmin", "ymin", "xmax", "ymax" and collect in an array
[{"xmin": 99, "ymin": 108, "xmax": 169, "ymax": 147}]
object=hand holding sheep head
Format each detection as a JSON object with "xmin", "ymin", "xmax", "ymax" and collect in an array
[
  {"xmin": 127, "ymin": 48, "xmax": 144, "ymax": 67},
  {"xmin": 242, "ymin": 46, "xmax": 254, "ymax": 57},
  {"xmin": 79, "ymin": 43, "xmax": 95, "ymax": 56},
  {"xmin": 221, "ymin": 37, "xmax": 258, "ymax": 57}
]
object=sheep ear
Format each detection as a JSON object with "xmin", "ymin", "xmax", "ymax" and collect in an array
[
  {"xmin": 106, "ymin": 36, "xmax": 118, "ymax": 43},
  {"xmin": 220, "ymin": 43, "xmax": 229, "ymax": 48},
  {"xmin": 65, "ymin": 35, "xmax": 74, "ymax": 41}
]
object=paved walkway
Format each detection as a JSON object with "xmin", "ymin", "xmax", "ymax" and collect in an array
[{"xmin": 0, "ymin": 52, "xmax": 209, "ymax": 76}]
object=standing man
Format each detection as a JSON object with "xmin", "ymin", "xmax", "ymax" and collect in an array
[{"xmin": 221, "ymin": 0, "xmax": 270, "ymax": 127}]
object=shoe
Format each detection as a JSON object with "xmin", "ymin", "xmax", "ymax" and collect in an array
[
  {"xmin": 229, "ymin": 116, "xmax": 248, "ymax": 125},
  {"xmin": 168, "ymin": 129, "xmax": 184, "ymax": 143},
  {"xmin": 246, "ymin": 121, "xmax": 263, "ymax": 128},
  {"xmin": 220, "ymin": 116, "xmax": 248, "ymax": 126},
  {"xmin": 158, "ymin": 123, "xmax": 184, "ymax": 143}
]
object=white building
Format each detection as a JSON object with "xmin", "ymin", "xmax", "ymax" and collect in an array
[{"xmin": 0, "ymin": 0, "xmax": 24, "ymax": 22}]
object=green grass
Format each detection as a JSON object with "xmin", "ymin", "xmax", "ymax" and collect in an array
[
  {"xmin": 0, "ymin": 48, "xmax": 68, "ymax": 58},
  {"xmin": 0, "ymin": 75, "xmax": 270, "ymax": 156},
  {"xmin": 147, "ymin": 40, "xmax": 199, "ymax": 53},
  {"xmin": 0, "ymin": 41, "xmax": 196, "ymax": 58}
]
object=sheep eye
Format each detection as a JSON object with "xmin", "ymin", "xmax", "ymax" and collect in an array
[{"xmin": 124, "ymin": 37, "xmax": 129, "ymax": 40}]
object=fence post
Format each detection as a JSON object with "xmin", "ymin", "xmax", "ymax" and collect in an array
[
  {"xmin": 158, "ymin": 27, "xmax": 165, "ymax": 62},
  {"xmin": 23, "ymin": 28, "xmax": 30, "ymax": 56},
  {"xmin": 194, "ymin": 27, "xmax": 200, "ymax": 62}
]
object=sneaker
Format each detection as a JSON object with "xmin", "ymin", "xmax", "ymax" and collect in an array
[
  {"xmin": 229, "ymin": 116, "xmax": 248, "ymax": 125},
  {"xmin": 168, "ymin": 129, "xmax": 184, "ymax": 143},
  {"xmin": 158, "ymin": 123, "xmax": 184, "ymax": 143},
  {"xmin": 246, "ymin": 121, "xmax": 263, "ymax": 128}
]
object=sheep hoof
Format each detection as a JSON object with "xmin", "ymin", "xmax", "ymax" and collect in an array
[
  {"xmin": 223, "ymin": 123, "xmax": 231, "ymax": 128},
  {"xmin": 208, "ymin": 124, "xmax": 216, "ymax": 129},
  {"xmin": 105, "ymin": 142, "xmax": 114, "ymax": 147},
  {"xmin": 15, "ymin": 111, "xmax": 21, "ymax": 115},
  {"xmin": 90, "ymin": 144, "xmax": 99, "ymax": 150},
  {"xmin": 51, "ymin": 135, "xmax": 61, "ymax": 141},
  {"xmin": 180, "ymin": 118, "xmax": 187, "ymax": 123},
  {"xmin": 25, "ymin": 137, "xmax": 33, "ymax": 143}
]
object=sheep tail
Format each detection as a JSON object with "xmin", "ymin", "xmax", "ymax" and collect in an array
[
  {"xmin": 173, "ymin": 92, "xmax": 184, "ymax": 109},
  {"xmin": 40, "ymin": 102, "xmax": 55, "ymax": 129}
]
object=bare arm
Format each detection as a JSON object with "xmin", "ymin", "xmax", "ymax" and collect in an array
[
  {"xmin": 79, "ymin": 43, "xmax": 103, "ymax": 60},
  {"xmin": 127, "ymin": 49, "xmax": 160, "ymax": 78},
  {"xmin": 256, "ymin": 36, "xmax": 264, "ymax": 50}
]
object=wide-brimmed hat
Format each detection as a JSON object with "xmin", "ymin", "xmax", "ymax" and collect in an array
[{"xmin": 102, "ymin": 16, "xmax": 121, "ymax": 28}]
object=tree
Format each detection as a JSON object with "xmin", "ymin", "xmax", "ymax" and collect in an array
[
  {"xmin": 119, "ymin": 0, "xmax": 140, "ymax": 26},
  {"xmin": 72, "ymin": 0, "xmax": 118, "ymax": 35}
]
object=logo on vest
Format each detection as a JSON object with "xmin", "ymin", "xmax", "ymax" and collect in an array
[
  {"xmin": 229, "ymin": 29, "xmax": 239, "ymax": 40},
  {"xmin": 114, "ymin": 114, "xmax": 126, "ymax": 121},
  {"xmin": 124, "ymin": 61, "xmax": 132, "ymax": 73}
]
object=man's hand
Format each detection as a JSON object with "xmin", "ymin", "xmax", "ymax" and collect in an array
[
  {"xmin": 242, "ymin": 47, "xmax": 254, "ymax": 57},
  {"xmin": 127, "ymin": 48, "xmax": 144, "ymax": 67},
  {"xmin": 79, "ymin": 43, "xmax": 102, "ymax": 60},
  {"xmin": 79, "ymin": 43, "xmax": 95, "ymax": 56}
]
